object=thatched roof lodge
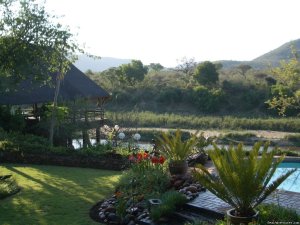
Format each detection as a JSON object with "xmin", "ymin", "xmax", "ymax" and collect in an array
[{"xmin": 0, "ymin": 64, "xmax": 110, "ymax": 105}]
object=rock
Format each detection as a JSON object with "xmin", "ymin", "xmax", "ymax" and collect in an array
[
  {"xmin": 173, "ymin": 179, "xmax": 184, "ymax": 189},
  {"xmin": 127, "ymin": 220, "xmax": 136, "ymax": 225},
  {"xmin": 107, "ymin": 213, "xmax": 119, "ymax": 222},
  {"xmin": 186, "ymin": 185, "xmax": 198, "ymax": 193},
  {"xmin": 98, "ymin": 212, "xmax": 106, "ymax": 220},
  {"xmin": 104, "ymin": 206, "xmax": 116, "ymax": 213}
]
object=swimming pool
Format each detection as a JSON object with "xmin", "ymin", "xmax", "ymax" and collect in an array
[{"xmin": 270, "ymin": 162, "xmax": 300, "ymax": 193}]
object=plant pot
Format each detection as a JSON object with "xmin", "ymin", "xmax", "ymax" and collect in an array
[
  {"xmin": 226, "ymin": 208, "xmax": 259, "ymax": 225},
  {"xmin": 168, "ymin": 160, "xmax": 188, "ymax": 175}
]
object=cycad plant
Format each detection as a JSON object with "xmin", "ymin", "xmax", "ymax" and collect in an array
[
  {"xmin": 157, "ymin": 129, "xmax": 198, "ymax": 161},
  {"xmin": 193, "ymin": 142, "xmax": 296, "ymax": 218}
]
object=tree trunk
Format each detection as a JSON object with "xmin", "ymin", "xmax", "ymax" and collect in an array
[{"xmin": 49, "ymin": 75, "xmax": 61, "ymax": 146}]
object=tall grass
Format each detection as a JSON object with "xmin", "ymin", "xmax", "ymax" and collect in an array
[{"xmin": 106, "ymin": 111, "xmax": 300, "ymax": 132}]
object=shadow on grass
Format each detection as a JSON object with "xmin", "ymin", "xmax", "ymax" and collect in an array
[{"xmin": 0, "ymin": 164, "xmax": 121, "ymax": 225}]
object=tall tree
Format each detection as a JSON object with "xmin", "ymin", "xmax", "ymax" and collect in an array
[
  {"xmin": 236, "ymin": 64, "xmax": 252, "ymax": 77},
  {"xmin": 0, "ymin": 0, "xmax": 83, "ymax": 145},
  {"xmin": 120, "ymin": 60, "xmax": 148, "ymax": 86},
  {"xmin": 266, "ymin": 57, "xmax": 300, "ymax": 116},
  {"xmin": 194, "ymin": 61, "xmax": 219, "ymax": 86},
  {"xmin": 175, "ymin": 57, "xmax": 196, "ymax": 76},
  {"xmin": 148, "ymin": 63, "xmax": 164, "ymax": 72}
]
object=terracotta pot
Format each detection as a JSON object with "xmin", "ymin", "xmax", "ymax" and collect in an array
[
  {"xmin": 168, "ymin": 160, "xmax": 188, "ymax": 175},
  {"xmin": 226, "ymin": 208, "xmax": 259, "ymax": 225}
]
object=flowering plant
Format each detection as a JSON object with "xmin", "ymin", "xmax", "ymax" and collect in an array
[{"xmin": 128, "ymin": 150, "xmax": 166, "ymax": 173}]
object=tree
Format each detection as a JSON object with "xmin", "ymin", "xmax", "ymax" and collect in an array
[
  {"xmin": 120, "ymin": 60, "xmax": 148, "ymax": 86},
  {"xmin": 0, "ymin": 0, "xmax": 83, "ymax": 145},
  {"xmin": 175, "ymin": 57, "xmax": 196, "ymax": 76},
  {"xmin": 148, "ymin": 63, "xmax": 164, "ymax": 72},
  {"xmin": 266, "ymin": 57, "xmax": 300, "ymax": 116},
  {"xmin": 0, "ymin": 0, "xmax": 80, "ymax": 89},
  {"xmin": 194, "ymin": 61, "xmax": 219, "ymax": 86},
  {"xmin": 236, "ymin": 64, "xmax": 252, "ymax": 77}
]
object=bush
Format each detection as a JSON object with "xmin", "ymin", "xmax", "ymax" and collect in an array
[
  {"xmin": 257, "ymin": 204, "xmax": 300, "ymax": 224},
  {"xmin": 150, "ymin": 191, "xmax": 188, "ymax": 221},
  {"xmin": 117, "ymin": 160, "xmax": 169, "ymax": 197},
  {"xmin": 0, "ymin": 176, "xmax": 20, "ymax": 199}
]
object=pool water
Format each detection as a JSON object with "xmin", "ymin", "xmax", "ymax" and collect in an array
[{"xmin": 269, "ymin": 162, "xmax": 300, "ymax": 193}]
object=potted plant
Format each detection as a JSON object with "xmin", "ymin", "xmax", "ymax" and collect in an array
[
  {"xmin": 157, "ymin": 129, "xmax": 198, "ymax": 175},
  {"xmin": 193, "ymin": 142, "xmax": 296, "ymax": 225}
]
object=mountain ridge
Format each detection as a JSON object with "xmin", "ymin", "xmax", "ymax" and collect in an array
[{"xmin": 75, "ymin": 39, "xmax": 300, "ymax": 72}]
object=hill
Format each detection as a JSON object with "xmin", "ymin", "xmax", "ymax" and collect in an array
[
  {"xmin": 74, "ymin": 55, "xmax": 131, "ymax": 72},
  {"xmin": 219, "ymin": 39, "xmax": 300, "ymax": 69},
  {"xmin": 75, "ymin": 39, "xmax": 300, "ymax": 71}
]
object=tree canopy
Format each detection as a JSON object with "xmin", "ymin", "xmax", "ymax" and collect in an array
[
  {"xmin": 194, "ymin": 61, "xmax": 219, "ymax": 86},
  {"xmin": 0, "ymin": 0, "xmax": 81, "ymax": 92},
  {"xmin": 120, "ymin": 60, "xmax": 148, "ymax": 85},
  {"xmin": 266, "ymin": 57, "xmax": 300, "ymax": 116}
]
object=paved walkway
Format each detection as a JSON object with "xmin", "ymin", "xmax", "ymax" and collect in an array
[{"xmin": 188, "ymin": 190, "xmax": 300, "ymax": 215}]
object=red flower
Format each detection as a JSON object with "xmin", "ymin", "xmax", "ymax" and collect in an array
[
  {"xmin": 151, "ymin": 156, "xmax": 159, "ymax": 164},
  {"xmin": 158, "ymin": 156, "xmax": 166, "ymax": 164},
  {"xmin": 143, "ymin": 152, "xmax": 149, "ymax": 159},
  {"xmin": 137, "ymin": 153, "xmax": 143, "ymax": 162}
]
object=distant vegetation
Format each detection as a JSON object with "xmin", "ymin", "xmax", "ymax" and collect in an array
[{"xmin": 86, "ymin": 43, "xmax": 300, "ymax": 118}]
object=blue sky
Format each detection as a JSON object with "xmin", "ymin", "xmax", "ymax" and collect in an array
[{"xmin": 45, "ymin": 0, "xmax": 300, "ymax": 67}]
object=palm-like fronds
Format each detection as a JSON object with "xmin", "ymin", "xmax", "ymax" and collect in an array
[
  {"xmin": 157, "ymin": 129, "xmax": 198, "ymax": 161},
  {"xmin": 193, "ymin": 142, "xmax": 296, "ymax": 217}
]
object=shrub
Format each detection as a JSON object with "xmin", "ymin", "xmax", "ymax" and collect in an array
[
  {"xmin": 117, "ymin": 151, "xmax": 169, "ymax": 197},
  {"xmin": 257, "ymin": 203, "xmax": 300, "ymax": 224},
  {"xmin": 0, "ymin": 176, "xmax": 20, "ymax": 199},
  {"xmin": 150, "ymin": 191, "xmax": 188, "ymax": 221}
]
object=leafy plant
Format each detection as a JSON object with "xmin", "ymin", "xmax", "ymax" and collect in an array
[
  {"xmin": 150, "ymin": 191, "xmax": 188, "ymax": 221},
  {"xmin": 257, "ymin": 203, "xmax": 300, "ymax": 224},
  {"xmin": 0, "ymin": 176, "xmax": 20, "ymax": 199},
  {"xmin": 117, "ymin": 156, "xmax": 169, "ymax": 197},
  {"xmin": 193, "ymin": 142, "xmax": 296, "ymax": 217},
  {"xmin": 157, "ymin": 129, "xmax": 198, "ymax": 161}
]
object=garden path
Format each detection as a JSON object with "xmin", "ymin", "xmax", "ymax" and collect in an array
[{"xmin": 188, "ymin": 189, "xmax": 300, "ymax": 215}]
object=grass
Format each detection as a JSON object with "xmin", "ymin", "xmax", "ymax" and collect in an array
[
  {"xmin": 106, "ymin": 111, "xmax": 300, "ymax": 132},
  {"xmin": 0, "ymin": 164, "xmax": 121, "ymax": 225}
]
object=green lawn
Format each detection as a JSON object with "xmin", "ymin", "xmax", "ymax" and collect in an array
[{"xmin": 0, "ymin": 164, "xmax": 121, "ymax": 225}]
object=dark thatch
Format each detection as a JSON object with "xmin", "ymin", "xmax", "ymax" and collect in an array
[{"xmin": 0, "ymin": 64, "xmax": 110, "ymax": 105}]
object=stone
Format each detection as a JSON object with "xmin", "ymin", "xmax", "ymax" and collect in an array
[
  {"xmin": 186, "ymin": 185, "xmax": 198, "ymax": 193},
  {"xmin": 98, "ymin": 212, "xmax": 106, "ymax": 220},
  {"xmin": 107, "ymin": 213, "xmax": 119, "ymax": 222},
  {"xmin": 104, "ymin": 206, "xmax": 116, "ymax": 213},
  {"xmin": 127, "ymin": 220, "xmax": 136, "ymax": 225}
]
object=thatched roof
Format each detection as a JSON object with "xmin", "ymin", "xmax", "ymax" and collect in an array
[{"xmin": 0, "ymin": 64, "xmax": 110, "ymax": 105}]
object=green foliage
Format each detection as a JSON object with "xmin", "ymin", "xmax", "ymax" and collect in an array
[
  {"xmin": 193, "ymin": 142, "xmax": 296, "ymax": 217},
  {"xmin": 0, "ymin": 106, "xmax": 25, "ymax": 132},
  {"xmin": 192, "ymin": 86, "xmax": 224, "ymax": 112},
  {"xmin": 266, "ymin": 56, "xmax": 300, "ymax": 116},
  {"xmin": 117, "ymin": 159, "xmax": 170, "ymax": 197},
  {"xmin": 120, "ymin": 60, "xmax": 148, "ymax": 85},
  {"xmin": 150, "ymin": 191, "xmax": 188, "ymax": 221},
  {"xmin": 157, "ymin": 129, "xmax": 198, "ymax": 161},
  {"xmin": 148, "ymin": 63, "xmax": 164, "ymax": 71},
  {"xmin": 257, "ymin": 203, "xmax": 300, "ymax": 224},
  {"xmin": 106, "ymin": 111, "xmax": 300, "ymax": 132},
  {"xmin": 0, "ymin": 0, "xmax": 81, "ymax": 91},
  {"xmin": 194, "ymin": 61, "xmax": 219, "ymax": 86}
]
